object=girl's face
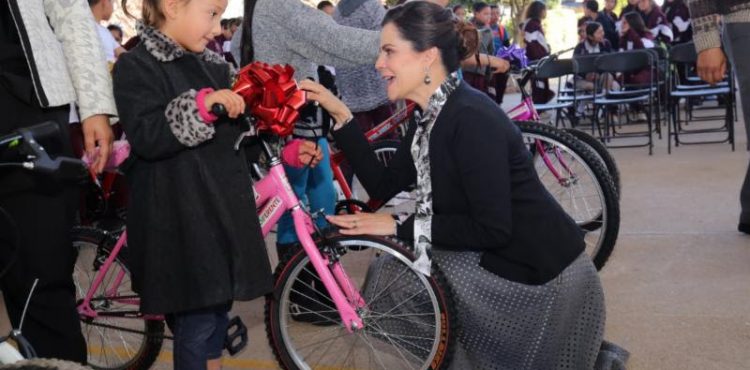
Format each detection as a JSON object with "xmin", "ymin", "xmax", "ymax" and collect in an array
[
  {"xmin": 592, "ymin": 26, "xmax": 605, "ymax": 43},
  {"xmin": 162, "ymin": 0, "xmax": 227, "ymax": 53},
  {"xmin": 621, "ymin": 18, "xmax": 630, "ymax": 34},
  {"xmin": 376, "ymin": 23, "xmax": 437, "ymax": 102},
  {"xmin": 628, "ymin": 0, "xmax": 638, "ymax": 5},
  {"xmin": 605, "ymin": 0, "xmax": 616, "ymax": 10}
]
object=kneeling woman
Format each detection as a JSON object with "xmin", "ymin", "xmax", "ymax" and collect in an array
[{"xmin": 302, "ymin": 2, "xmax": 606, "ymax": 368}]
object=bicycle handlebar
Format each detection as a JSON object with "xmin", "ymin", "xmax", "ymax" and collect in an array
[{"xmin": 0, "ymin": 122, "xmax": 85, "ymax": 181}]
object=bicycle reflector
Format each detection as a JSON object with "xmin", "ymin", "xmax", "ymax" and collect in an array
[{"xmin": 232, "ymin": 62, "xmax": 307, "ymax": 137}]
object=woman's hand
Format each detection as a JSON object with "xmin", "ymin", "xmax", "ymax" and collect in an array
[
  {"xmin": 204, "ymin": 89, "xmax": 246, "ymax": 118},
  {"xmin": 81, "ymin": 114, "xmax": 114, "ymax": 174},
  {"xmin": 326, "ymin": 213, "xmax": 396, "ymax": 236},
  {"xmin": 298, "ymin": 80, "xmax": 352, "ymax": 126}
]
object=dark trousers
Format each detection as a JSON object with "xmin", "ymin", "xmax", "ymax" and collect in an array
[
  {"xmin": 0, "ymin": 85, "xmax": 86, "ymax": 363},
  {"xmin": 725, "ymin": 23, "xmax": 750, "ymax": 224},
  {"xmin": 165, "ymin": 304, "xmax": 231, "ymax": 370}
]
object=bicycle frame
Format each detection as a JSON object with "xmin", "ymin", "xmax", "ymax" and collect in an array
[{"xmin": 78, "ymin": 137, "xmax": 369, "ymax": 333}]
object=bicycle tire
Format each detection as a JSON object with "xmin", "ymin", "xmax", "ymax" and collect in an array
[
  {"xmin": 564, "ymin": 128, "xmax": 622, "ymax": 198},
  {"xmin": 514, "ymin": 121, "xmax": 620, "ymax": 270},
  {"xmin": 265, "ymin": 234, "xmax": 456, "ymax": 370},
  {"xmin": 71, "ymin": 226, "xmax": 164, "ymax": 370}
]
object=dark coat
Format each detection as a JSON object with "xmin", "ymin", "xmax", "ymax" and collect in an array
[
  {"xmin": 333, "ymin": 83, "xmax": 585, "ymax": 285},
  {"xmin": 112, "ymin": 28, "xmax": 273, "ymax": 315}
]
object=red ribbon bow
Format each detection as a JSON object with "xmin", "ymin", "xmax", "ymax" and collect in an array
[{"xmin": 232, "ymin": 62, "xmax": 307, "ymax": 136}]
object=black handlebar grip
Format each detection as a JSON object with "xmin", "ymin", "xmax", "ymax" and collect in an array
[{"xmin": 211, "ymin": 103, "xmax": 228, "ymax": 118}]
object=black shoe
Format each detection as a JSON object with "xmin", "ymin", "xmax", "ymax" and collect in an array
[{"xmin": 739, "ymin": 222, "xmax": 750, "ymax": 235}]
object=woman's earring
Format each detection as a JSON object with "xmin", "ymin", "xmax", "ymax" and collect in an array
[{"xmin": 423, "ymin": 68, "xmax": 432, "ymax": 85}]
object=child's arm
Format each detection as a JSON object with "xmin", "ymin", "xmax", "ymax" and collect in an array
[{"xmin": 113, "ymin": 55, "xmax": 215, "ymax": 160}]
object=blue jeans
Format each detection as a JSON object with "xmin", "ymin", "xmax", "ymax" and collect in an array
[
  {"xmin": 277, "ymin": 137, "xmax": 336, "ymax": 244},
  {"xmin": 165, "ymin": 304, "xmax": 230, "ymax": 370}
]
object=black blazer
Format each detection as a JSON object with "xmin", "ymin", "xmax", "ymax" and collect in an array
[{"xmin": 333, "ymin": 83, "xmax": 585, "ymax": 285}]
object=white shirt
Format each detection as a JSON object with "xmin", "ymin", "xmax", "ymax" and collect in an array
[{"xmin": 96, "ymin": 24, "xmax": 120, "ymax": 63}]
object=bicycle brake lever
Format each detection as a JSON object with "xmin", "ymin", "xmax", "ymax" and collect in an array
[{"xmin": 233, "ymin": 127, "xmax": 256, "ymax": 151}]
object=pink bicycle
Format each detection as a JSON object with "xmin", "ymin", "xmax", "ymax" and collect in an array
[{"xmin": 71, "ymin": 107, "xmax": 456, "ymax": 370}]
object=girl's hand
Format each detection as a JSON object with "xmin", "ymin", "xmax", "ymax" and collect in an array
[
  {"xmin": 326, "ymin": 213, "xmax": 396, "ymax": 236},
  {"xmin": 204, "ymin": 89, "xmax": 246, "ymax": 118},
  {"xmin": 298, "ymin": 80, "xmax": 352, "ymax": 126},
  {"xmin": 298, "ymin": 140, "xmax": 323, "ymax": 167}
]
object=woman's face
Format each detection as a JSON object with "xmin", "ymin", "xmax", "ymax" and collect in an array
[{"xmin": 376, "ymin": 23, "xmax": 435, "ymax": 102}]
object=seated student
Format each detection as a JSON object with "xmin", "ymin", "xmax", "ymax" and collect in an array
[
  {"xmin": 619, "ymin": 11, "xmax": 655, "ymax": 86},
  {"xmin": 638, "ymin": 0, "xmax": 673, "ymax": 45},
  {"xmin": 616, "ymin": 0, "xmax": 639, "ymax": 33},
  {"xmin": 574, "ymin": 21, "xmax": 618, "ymax": 92}
]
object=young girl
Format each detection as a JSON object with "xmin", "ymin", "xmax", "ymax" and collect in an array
[
  {"xmin": 620, "ymin": 11, "xmax": 655, "ymax": 85},
  {"xmin": 522, "ymin": 1, "xmax": 554, "ymax": 103},
  {"xmin": 574, "ymin": 22, "xmax": 617, "ymax": 92},
  {"xmin": 111, "ymin": 0, "xmax": 312, "ymax": 368}
]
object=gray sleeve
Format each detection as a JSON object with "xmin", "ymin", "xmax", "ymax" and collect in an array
[
  {"xmin": 165, "ymin": 90, "xmax": 215, "ymax": 147},
  {"xmin": 276, "ymin": 0, "xmax": 380, "ymax": 68},
  {"xmin": 687, "ymin": 0, "xmax": 722, "ymax": 53},
  {"xmin": 43, "ymin": 0, "xmax": 118, "ymax": 120}
]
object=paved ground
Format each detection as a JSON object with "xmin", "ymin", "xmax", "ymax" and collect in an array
[{"xmin": 2, "ymin": 96, "xmax": 749, "ymax": 369}]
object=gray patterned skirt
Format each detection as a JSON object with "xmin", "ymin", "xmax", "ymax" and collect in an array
[
  {"xmin": 433, "ymin": 250, "xmax": 605, "ymax": 370},
  {"xmin": 362, "ymin": 251, "xmax": 605, "ymax": 370}
]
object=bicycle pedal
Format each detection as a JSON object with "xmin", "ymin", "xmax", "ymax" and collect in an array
[{"xmin": 224, "ymin": 316, "xmax": 248, "ymax": 356}]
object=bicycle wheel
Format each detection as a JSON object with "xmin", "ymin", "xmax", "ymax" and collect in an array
[
  {"xmin": 265, "ymin": 234, "xmax": 456, "ymax": 370},
  {"xmin": 564, "ymin": 128, "xmax": 622, "ymax": 198},
  {"xmin": 515, "ymin": 121, "xmax": 620, "ymax": 270},
  {"xmin": 72, "ymin": 225, "xmax": 164, "ymax": 370}
]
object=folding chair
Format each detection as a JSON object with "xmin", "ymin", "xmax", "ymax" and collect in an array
[
  {"xmin": 593, "ymin": 50, "xmax": 657, "ymax": 154},
  {"xmin": 533, "ymin": 58, "xmax": 576, "ymax": 127}
]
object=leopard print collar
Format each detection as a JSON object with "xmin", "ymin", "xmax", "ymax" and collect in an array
[{"xmin": 137, "ymin": 22, "xmax": 227, "ymax": 66}]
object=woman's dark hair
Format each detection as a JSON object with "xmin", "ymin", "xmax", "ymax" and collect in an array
[
  {"xmin": 624, "ymin": 11, "xmax": 648, "ymax": 36},
  {"xmin": 383, "ymin": 2, "xmax": 476, "ymax": 73},
  {"xmin": 240, "ymin": 0, "xmax": 260, "ymax": 66},
  {"xmin": 585, "ymin": 21, "xmax": 602, "ymax": 39},
  {"xmin": 524, "ymin": 1, "xmax": 546, "ymax": 20},
  {"xmin": 472, "ymin": 2, "xmax": 489, "ymax": 14}
]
